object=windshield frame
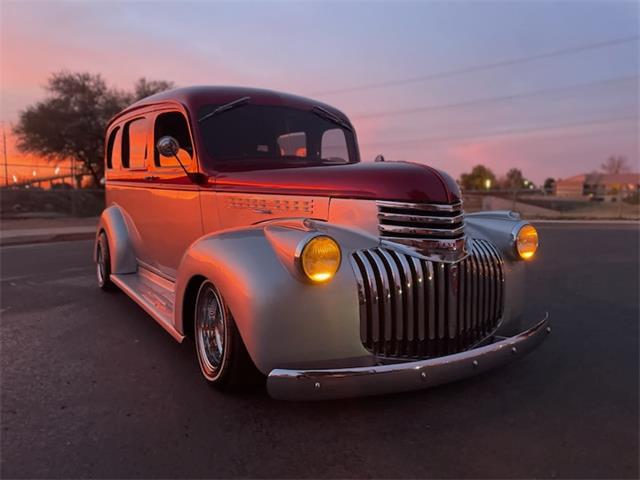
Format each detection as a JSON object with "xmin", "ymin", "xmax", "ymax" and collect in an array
[{"xmin": 195, "ymin": 103, "xmax": 361, "ymax": 172}]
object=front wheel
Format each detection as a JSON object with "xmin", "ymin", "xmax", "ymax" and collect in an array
[{"xmin": 194, "ymin": 280, "xmax": 260, "ymax": 389}]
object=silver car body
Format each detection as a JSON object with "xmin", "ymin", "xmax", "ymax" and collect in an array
[{"xmin": 97, "ymin": 87, "xmax": 549, "ymax": 400}]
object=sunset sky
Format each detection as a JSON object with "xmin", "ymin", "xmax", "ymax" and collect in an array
[{"xmin": 1, "ymin": 0, "xmax": 638, "ymax": 185}]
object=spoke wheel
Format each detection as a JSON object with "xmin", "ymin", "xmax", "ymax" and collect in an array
[{"xmin": 195, "ymin": 282, "xmax": 228, "ymax": 381}]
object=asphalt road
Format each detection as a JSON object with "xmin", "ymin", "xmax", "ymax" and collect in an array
[{"xmin": 1, "ymin": 224, "xmax": 638, "ymax": 479}]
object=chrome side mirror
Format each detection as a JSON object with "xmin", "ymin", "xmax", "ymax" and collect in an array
[{"xmin": 157, "ymin": 136, "xmax": 180, "ymax": 157}]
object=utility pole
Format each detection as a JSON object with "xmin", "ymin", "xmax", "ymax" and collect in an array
[
  {"xmin": 2, "ymin": 124, "xmax": 8, "ymax": 188},
  {"xmin": 71, "ymin": 156, "xmax": 77, "ymax": 216}
]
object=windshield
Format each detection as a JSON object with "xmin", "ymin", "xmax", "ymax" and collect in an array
[{"xmin": 197, "ymin": 104, "xmax": 359, "ymax": 170}]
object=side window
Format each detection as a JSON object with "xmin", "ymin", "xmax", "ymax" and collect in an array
[
  {"xmin": 154, "ymin": 112, "xmax": 193, "ymax": 167},
  {"xmin": 122, "ymin": 118, "xmax": 149, "ymax": 169},
  {"xmin": 321, "ymin": 129, "xmax": 348, "ymax": 163},
  {"xmin": 277, "ymin": 132, "xmax": 306, "ymax": 157},
  {"xmin": 106, "ymin": 126, "xmax": 121, "ymax": 169}
]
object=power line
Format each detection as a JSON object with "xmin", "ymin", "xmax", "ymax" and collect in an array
[
  {"xmin": 360, "ymin": 114, "xmax": 638, "ymax": 148},
  {"xmin": 350, "ymin": 75, "xmax": 639, "ymax": 120},
  {"xmin": 310, "ymin": 35, "xmax": 639, "ymax": 96}
]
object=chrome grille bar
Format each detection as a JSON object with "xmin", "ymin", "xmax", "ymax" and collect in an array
[
  {"xmin": 377, "ymin": 200, "xmax": 466, "ymax": 262},
  {"xmin": 350, "ymin": 238, "xmax": 504, "ymax": 359},
  {"xmin": 377, "ymin": 200, "xmax": 463, "ymax": 212}
]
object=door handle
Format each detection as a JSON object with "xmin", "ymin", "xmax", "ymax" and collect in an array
[{"xmin": 144, "ymin": 175, "xmax": 159, "ymax": 182}]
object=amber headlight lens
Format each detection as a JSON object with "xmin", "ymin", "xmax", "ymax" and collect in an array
[
  {"xmin": 300, "ymin": 236, "xmax": 341, "ymax": 283},
  {"xmin": 516, "ymin": 224, "xmax": 539, "ymax": 260}
]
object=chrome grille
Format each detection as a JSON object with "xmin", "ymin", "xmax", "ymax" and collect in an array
[
  {"xmin": 377, "ymin": 200, "xmax": 466, "ymax": 261},
  {"xmin": 350, "ymin": 238, "xmax": 504, "ymax": 359}
]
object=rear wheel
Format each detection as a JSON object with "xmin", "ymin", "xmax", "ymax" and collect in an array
[
  {"xmin": 96, "ymin": 232, "xmax": 115, "ymax": 291},
  {"xmin": 194, "ymin": 280, "xmax": 260, "ymax": 389}
]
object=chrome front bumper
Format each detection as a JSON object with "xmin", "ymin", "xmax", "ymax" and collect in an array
[{"xmin": 267, "ymin": 313, "xmax": 550, "ymax": 401}]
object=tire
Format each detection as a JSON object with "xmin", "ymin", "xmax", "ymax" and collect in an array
[
  {"xmin": 194, "ymin": 280, "xmax": 261, "ymax": 390},
  {"xmin": 96, "ymin": 232, "xmax": 115, "ymax": 291}
]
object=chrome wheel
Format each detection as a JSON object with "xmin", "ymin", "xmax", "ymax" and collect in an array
[
  {"xmin": 195, "ymin": 282, "xmax": 227, "ymax": 381},
  {"xmin": 96, "ymin": 244, "xmax": 106, "ymax": 286}
]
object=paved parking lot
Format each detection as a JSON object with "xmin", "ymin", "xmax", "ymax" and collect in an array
[{"xmin": 1, "ymin": 224, "xmax": 638, "ymax": 478}]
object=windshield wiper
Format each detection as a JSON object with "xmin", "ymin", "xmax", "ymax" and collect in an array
[
  {"xmin": 199, "ymin": 96, "xmax": 251, "ymax": 123},
  {"xmin": 311, "ymin": 106, "xmax": 353, "ymax": 132}
]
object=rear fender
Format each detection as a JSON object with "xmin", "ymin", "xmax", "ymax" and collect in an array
[{"xmin": 95, "ymin": 205, "xmax": 138, "ymax": 274}]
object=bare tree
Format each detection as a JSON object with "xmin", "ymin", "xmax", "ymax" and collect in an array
[
  {"xmin": 505, "ymin": 168, "xmax": 525, "ymax": 190},
  {"xmin": 601, "ymin": 155, "xmax": 629, "ymax": 174}
]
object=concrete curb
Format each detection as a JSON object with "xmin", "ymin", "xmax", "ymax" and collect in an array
[{"xmin": 0, "ymin": 232, "xmax": 95, "ymax": 247}]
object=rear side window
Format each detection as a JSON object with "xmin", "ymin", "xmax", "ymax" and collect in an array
[
  {"xmin": 321, "ymin": 129, "xmax": 348, "ymax": 163},
  {"xmin": 154, "ymin": 112, "xmax": 193, "ymax": 167},
  {"xmin": 106, "ymin": 126, "xmax": 121, "ymax": 169},
  {"xmin": 122, "ymin": 118, "xmax": 149, "ymax": 169}
]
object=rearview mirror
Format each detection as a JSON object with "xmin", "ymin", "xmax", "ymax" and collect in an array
[{"xmin": 157, "ymin": 136, "xmax": 180, "ymax": 157}]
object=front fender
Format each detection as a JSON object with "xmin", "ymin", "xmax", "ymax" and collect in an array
[{"xmin": 174, "ymin": 220, "xmax": 379, "ymax": 375}]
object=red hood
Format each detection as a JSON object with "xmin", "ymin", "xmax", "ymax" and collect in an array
[{"xmin": 213, "ymin": 161, "xmax": 461, "ymax": 203}]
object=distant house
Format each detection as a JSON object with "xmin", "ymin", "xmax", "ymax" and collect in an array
[
  {"xmin": 555, "ymin": 174, "xmax": 587, "ymax": 197},
  {"xmin": 555, "ymin": 173, "xmax": 640, "ymax": 200}
]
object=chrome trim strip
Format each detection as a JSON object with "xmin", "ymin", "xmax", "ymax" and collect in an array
[
  {"xmin": 376, "ymin": 200, "xmax": 467, "ymax": 262},
  {"xmin": 476, "ymin": 240, "xmax": 496, "ymax": 322},
  {"xmin": 436, "ymin": 262, "xmax": 445, "ymax": 343},
  {"xmin": 378, "ymin": 249, "xmax": 404, "ymax": 350},
  {"xmin": 378, "ymin": 212, "xmax": 465, "ymax": 225},
  {"xmin": 377, "ymin": 200, "xmax": 463, "ymax": 212},
  {"xmin": 350, "ymin": 254, "xmax": 369, "ymax": 345},
  {"xmin": 379, "ymin": 237, "xmax": 468, "ymax": 263},
  {"xmin": 379, "ymin": 224, "xmax": 465, "ymax": 237},
  {"xmin": 410, "ymin": 256, "xmax": 426, "ymax": 344},
  {"xmin": 448, "ymin": 263, "xmax": 458, "ymax": 341},
  {"xmin": 391, "ymin": 251, "xmax": 414, "ymax": 343},
  {"xmin": 267, "ymin": 313, "xmax": 550, "ymax": 401},
  {"xmin": 368, "ymin": 250, "xmax": 392, "ymax": 344},
  {"xmin": 356, "ymin": 251, "xmax": 380, "ymax": 344}
]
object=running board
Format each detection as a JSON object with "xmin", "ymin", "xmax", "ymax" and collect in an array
[{"xmin": 111, "ymin": 268, "xmax": 184, "ymax": 342}]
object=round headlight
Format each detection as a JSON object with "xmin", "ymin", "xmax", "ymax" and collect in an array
[
  {"xmin": 516, "ymin": 224, "xmax": 539, "ymax": 260},
  {"xmin": 300, "ymin": 235, "xmax": 341, "ymax": 283}
]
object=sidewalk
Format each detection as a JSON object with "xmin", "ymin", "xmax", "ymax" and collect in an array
[{"xmin": 0, "ymin": 217, "xmax": 98, "ymax": 246}]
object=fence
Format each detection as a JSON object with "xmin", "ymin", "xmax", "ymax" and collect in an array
[
  {"xmin": 1, "ymin": 187, "xmax": 638, "ymax": 220},
  {"xmin": 463, "ymin": 190, "xmax": 639, "ymax": 220},
  {"xmin": 1, "ymin": 188, "xmax": 104, "ymax": 218}
]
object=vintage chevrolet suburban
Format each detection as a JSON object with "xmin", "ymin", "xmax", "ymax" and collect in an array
[{"xmin": 96, "ymin": 86, "xmax": 549, "ymax": 400}]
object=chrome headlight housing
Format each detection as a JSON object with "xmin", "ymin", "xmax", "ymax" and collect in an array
[{"xmin": 513, "ymin": 223, "xmax": 539, "ymax": 260}]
